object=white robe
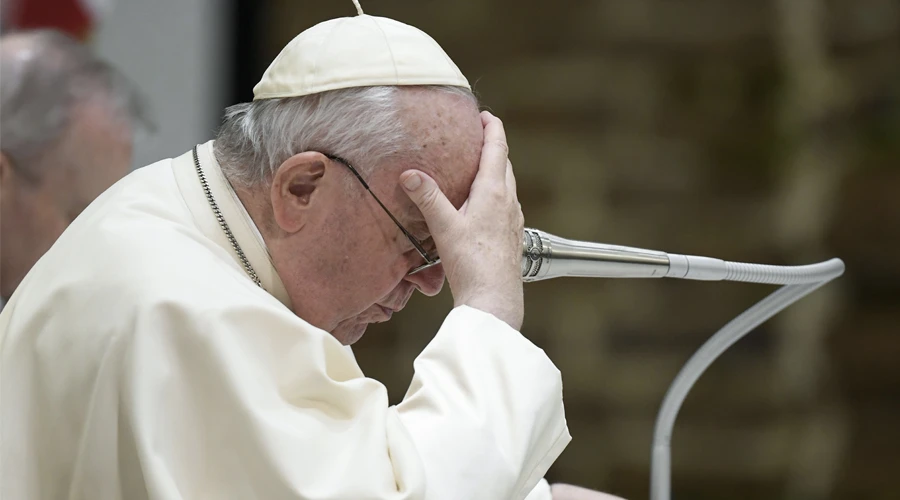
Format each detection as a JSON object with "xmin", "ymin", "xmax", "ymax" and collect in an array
[{"xmin": 0, "ymin": 141, "xmax": 571, "ymax": 500}]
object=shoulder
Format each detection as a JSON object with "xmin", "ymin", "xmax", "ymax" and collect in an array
[{"xmin": 12, "ymin": 153, "xmax": 274, "ymax": 330}]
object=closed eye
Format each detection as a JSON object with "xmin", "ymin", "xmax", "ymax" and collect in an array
[
  {"xmin": 419, "ymin": 236, "xmax": 437, "ymax": 255},
  {"xmin": 407, "ymin": 219, "xmax": 429, "ymax": 238}
]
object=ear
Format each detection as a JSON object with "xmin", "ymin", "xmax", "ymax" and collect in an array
[{"xmin": 269, "ymin": 151, "xmax": 328, "ymax": 234}]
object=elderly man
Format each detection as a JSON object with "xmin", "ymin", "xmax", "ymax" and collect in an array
[
  {"xmin": 0, "ymin": 29, "xmax": 147, "ymax": 309},
  {"xmin": 0, "ymin": 9, "xmax": 621, "ymax": 500}
]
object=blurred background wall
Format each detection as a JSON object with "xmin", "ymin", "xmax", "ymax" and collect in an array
[
  {"xmin": 5, "ymin": 0, "xmax": 899, "ymax": 498},
  {"xmin": 90, "ymin": 0, "xmax": 230, "ymax": 168}
]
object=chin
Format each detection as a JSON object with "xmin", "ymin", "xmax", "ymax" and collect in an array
[
  {"xmin": 331, "ymin": 304, "xmax": 394, "ymax": 345},
  {"xmin": 333, "ymin": 322, "xmax": 369, "ymax": 346}
]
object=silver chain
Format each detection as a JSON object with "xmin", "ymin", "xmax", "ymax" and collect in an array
[{"xmin": 192, "ymin": 146, "xmax": 262, "ymax": 288}]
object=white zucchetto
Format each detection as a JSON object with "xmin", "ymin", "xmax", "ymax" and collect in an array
[{"xmin": 253, "ymin": 1, "xmax": 469, "ymax": 100}]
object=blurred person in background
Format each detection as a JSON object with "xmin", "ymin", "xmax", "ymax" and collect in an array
[{"xmin": 0, "ymin": 29, "xmax": 148, "ymax": 308}]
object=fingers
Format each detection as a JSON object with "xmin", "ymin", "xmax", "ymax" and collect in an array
[
  {"xmin": 400, "ymin": 170, "xmax": 457, "ymax": 235},
  {"xmin": 417, "ymin": 111, "xmax": 525, "ymax": 329},
  {"xmin": 505, "ymin": 159, "xmax": 517, "ymax": 195},
  {"xmin": 506, "ymin": 160, "xmax": 523, "ymax": 229},
  {"xmin": 478, "ymin": 111, "xmax": 509, "ymax": 182}
]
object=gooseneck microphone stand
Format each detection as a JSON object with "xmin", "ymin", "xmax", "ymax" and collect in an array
[{"xmin": 520, "ymin": 228, "xmax": 845, "ymax": 500}]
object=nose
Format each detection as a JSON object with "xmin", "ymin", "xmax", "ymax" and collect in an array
[{"xmin": 404, "ymin": 263, "xmax": 445, "ymax": 296}]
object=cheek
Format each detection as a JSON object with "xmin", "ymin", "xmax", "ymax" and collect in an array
[
  {"xmin": 345, "ymin": 245, "xmax": 407, "ymax": 298},
  {"xmin": 321, "ymin": 212, "xmax": 403, "ymax": 302},
  {"xmin": 348, "ymin": 235, "xmax": 416, "ymax": 305}
]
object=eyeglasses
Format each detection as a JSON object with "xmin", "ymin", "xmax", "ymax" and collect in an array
[{"xmin": 324, "ymin": 154, "xmax": 441, "ymax": 276}]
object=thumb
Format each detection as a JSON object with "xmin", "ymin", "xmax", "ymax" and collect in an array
[{"xmin": 400, "ymin": 170, "xmax": 457, "ymax": 234}]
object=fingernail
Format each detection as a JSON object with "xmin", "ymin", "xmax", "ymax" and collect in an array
[{"xmin": 402, "ymin": 172, "xmax": 422, "ymax": 191}]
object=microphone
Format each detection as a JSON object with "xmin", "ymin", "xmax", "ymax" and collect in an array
[
  {"xmin": 521, "ymin": 227, "xmax": 845, "ymax": 500},
  {"xmin": 522, "ymin": 228, "xmax": 669, "ymax": 281},
  {"xmin": 521, "ymin": 228, "xmax": 842, "ymax": 284}
]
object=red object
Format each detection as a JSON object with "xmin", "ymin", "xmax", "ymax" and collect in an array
[{"xmin": 5, "ymin": 0, "xmax": 94, "ymax": 40}]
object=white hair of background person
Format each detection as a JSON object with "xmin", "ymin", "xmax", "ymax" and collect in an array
[
  {"xmin": 213, "ymin": 85, "xmax": 476, "ymax": 187},
  {"xmin": 0, "ymin": 29, "xmax": 152, "ymax": 180}
]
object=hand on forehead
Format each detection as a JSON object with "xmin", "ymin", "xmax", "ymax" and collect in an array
[{"xmin": 393, "ymin": 90, "xmax": 483, "ymax": 209}]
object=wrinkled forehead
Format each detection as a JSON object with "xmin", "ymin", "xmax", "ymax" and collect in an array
[
  {"xmin": 401, "ymin": 90, "xmax": 483, "ymax": 205},
  {"xmin": 398, "ymin": 156, "xmax": 478, "ymax": 234},
  {"xmin": 359, "ymin": 89, "xmax": 481, "ymax": 226},
  {"xmin": 418, "ymin": 141, "xmax": 482, "ymax": 210},
  {"xmin": 373, "ymin": 146, "xmax": 481, "ymax": 237}
]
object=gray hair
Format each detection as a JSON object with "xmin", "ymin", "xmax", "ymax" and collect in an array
[
  {"xmin": 213, "ymin": 85, "xmax": 476, "ymax": 187},
  {"xmin": 0, "ymin": 29, "xmax": 151, "ymax": 181}
]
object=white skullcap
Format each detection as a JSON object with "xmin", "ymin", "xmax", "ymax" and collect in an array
[{"xmin": 252, "ymin": 4, "xmax": 469, "ymax": 100}]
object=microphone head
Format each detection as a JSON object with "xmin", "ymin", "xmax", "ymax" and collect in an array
[{"xmin": 521, "ymin": 228, "xmax": 672, "ymax": 281}]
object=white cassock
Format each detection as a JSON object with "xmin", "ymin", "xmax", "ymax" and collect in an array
[{"xmin": 0, "ymin": 141, "xmax": 571, "ymax": 500}]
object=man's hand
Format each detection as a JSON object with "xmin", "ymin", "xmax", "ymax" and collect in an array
[
  {"xmin": 551, "ymin": 483, "xmax": 626, "ymax": 500},
  {"xmin": 401, "ymin": 111, "xmax": 524, "ymax": 329}
]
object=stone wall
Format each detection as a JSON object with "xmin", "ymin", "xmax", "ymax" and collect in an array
[{"xmin": 260, "ymin": 1, "xmax": 900, "ymax": 498}]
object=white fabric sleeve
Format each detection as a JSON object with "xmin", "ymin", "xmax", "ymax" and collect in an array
[
  {"xmin": 524, "ymin": 478, "xmax": 553, "ymax": 500},
  {"xmin": 395, "ymin": 306, "xmax": 570, "ymax": 500},
  {"xmin": 115, "ymin": 302, "xmax": 569, "ymax": 499}
]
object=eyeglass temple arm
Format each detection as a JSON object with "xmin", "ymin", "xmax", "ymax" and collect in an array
[{"xmin": 326, "ymin": 154, "xmax": 434, "ymax": 262}]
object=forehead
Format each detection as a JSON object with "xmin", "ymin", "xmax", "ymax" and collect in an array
[
  {"xmin": 375, "ymin": 91, "xmax": 483, "ymax": 228},
  {"xmin": 387, "ymin": 89, "xmax": 483, "ymax": 211}
]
